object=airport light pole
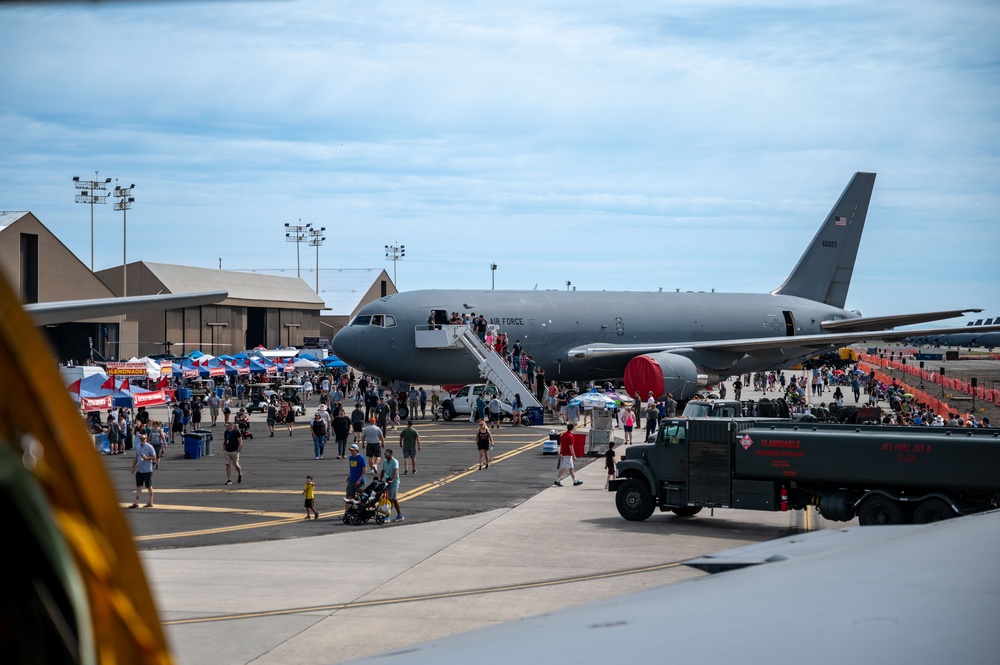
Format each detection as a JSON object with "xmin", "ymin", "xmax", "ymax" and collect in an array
[
  {"xmin": 566, "ymin": 280, "xmax": 571, "ymax": 291},
  {"xmin": 490, "ymin": 263, "xmax": 497, "ymax": 290},
  {"xmin": 285, "ymin": 220, "xmax": 310, "ymax": 279},
  {"xmin": 308, "ymin": 226, "xmax": 326, "ymax": 294},
  {"xmin": 113, "ymin": 181, "xmax": 135, "ymax": 297},
  {"xmin": 385, "ymin": 242, "xmax": 405, "ymax": 288},
  {"xmin": 73, "ymin": 172, "xmax": 112, "ymax": 271}
]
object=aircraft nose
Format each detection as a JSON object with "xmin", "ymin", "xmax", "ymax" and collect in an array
[{"xmin": 331, "ymin": 327, "xmax": 360, "ymax": 366}]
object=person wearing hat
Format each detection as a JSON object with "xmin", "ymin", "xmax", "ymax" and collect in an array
[
  {"xmin": 931, "ymin": 414, "xmax": 945, "ymax": 426},
  {"xmin": 362, "ymin": 417, "xmax": 385, "ymax": 471},
  {"xmin": 345, "ymin": 443, "xmax": 367, "ymax": 499},
  {"xmin": 311, "ymin": 411, "xmax": 328, "ymax": 459}
]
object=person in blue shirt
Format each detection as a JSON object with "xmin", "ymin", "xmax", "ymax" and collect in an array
[
  {"xmin": 346, "ymin": 443, "xmax": 367, "ymax": 499},
  {"xmin": 379, "ymin": 448, "xmax": 404, "ymax": 521}
]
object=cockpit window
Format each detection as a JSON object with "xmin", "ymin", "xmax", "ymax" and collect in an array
[{"xmin": 351, "ymin": 313, "xmax": 396, "ymax": 328}]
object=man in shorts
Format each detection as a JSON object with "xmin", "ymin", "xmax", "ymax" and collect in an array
[
  {"xmin": 363, "ymin": 417, "xmax": 385, "ymax": 472},
  {"xmin": 398, "ymin": 420, "xmax": 421, "ymax": 475},
  {"xmin": 129, "ymin": 432, "xmax": 157, "ymax": 508},
  {"xmin": 379, "ymin": 448, "xmax": 404, "ymax": 521},
  {"xmin": 223, "ymin": 422, "xmax": 243, "ymax": 485},
  {"xmin": 553, "ymin": 423, "xmax": 583, "ymax": 487}
]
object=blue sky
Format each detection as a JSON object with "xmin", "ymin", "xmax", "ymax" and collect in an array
[{"xmin": 1, "ymin": 0, "xmax": 998, "ymax": 321}]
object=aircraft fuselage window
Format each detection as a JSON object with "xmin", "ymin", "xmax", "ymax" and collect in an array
[
  {"xmin": 371, "ymin": 315, "xmax": 384, "ymax": 327},
  {"xmin": 384, "ymin": 315, "xmax": 396, "ymax": 328},
  {"xmin": 352, "ymin": 315, "xmax": 372, "ymax": 326}
]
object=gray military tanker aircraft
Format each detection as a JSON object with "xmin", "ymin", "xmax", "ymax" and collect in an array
[{"xmin": 332, "ymin": 172, "xmax": 996, "ymax": 399}]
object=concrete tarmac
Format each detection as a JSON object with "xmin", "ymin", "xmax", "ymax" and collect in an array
[{"xmin": 139, "ymin": 372, "xmax": 839, "ymax": 665}]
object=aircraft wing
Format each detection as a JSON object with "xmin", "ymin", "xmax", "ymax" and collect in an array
[
  {"xmin": 820, "ymin": 308, "xmax": 983, "ymax": 331},
  {"xmin": 567, "ymin": 321, "xmax": 1000, "ymax": 362},
  {"xmin": 350, "ymin": 512, "xmax": 1000, "ymax": 664},
  {"xmin": 25, "ymin": 290, "xmax": 228, "ymax": 326}
]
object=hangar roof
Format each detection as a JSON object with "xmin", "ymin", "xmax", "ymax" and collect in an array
[
  {"xmin": 318, "ymin": 268, "xmax": 393, "ymax": 316},
  {"xmin": 142, "ymin": 262, "xmax": 325, "ymax": 308},
  {"xmin": 0, "ymin": 211, "xmax": 29, "ymax": 233}
]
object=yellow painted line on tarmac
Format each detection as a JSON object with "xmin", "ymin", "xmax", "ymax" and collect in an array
[
  {"xmin": 397, "ymin": 438, "xmax": 544, "ymax": 501},
  {"xmin": 131, "ymin": 437, "xmax": 546, "ymax": 541},
  {"xmin": 163, "ymin": 558, "xmax": 686, "ymax": 626}
]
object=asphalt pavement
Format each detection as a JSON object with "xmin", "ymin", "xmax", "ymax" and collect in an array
[{"xmin": 115, "ymin": 374, "xmax": 843, "ymax": 665}]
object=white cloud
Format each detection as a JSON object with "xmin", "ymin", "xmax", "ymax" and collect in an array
[{"xmin": 0, "ymin": 0, "xmax": 997, "ymax": 318}]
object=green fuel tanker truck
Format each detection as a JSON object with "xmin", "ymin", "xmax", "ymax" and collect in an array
[{"xmin": 609, "ymin": 419, "xmax": 1000, "ymax": 525}]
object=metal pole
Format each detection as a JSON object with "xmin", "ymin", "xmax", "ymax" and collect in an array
[{"xmin": 123, "ymin": 205, "xmax": 127, "ymax": 297}]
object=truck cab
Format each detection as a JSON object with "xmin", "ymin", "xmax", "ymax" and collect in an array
[{"xmin": 611, "ymin": 418, "xmax": 772, "ymax": 521}]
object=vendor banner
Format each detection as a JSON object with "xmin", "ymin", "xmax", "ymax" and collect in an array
[
  {"xmin": 237, "ymin": 365, "xmax": 250, "ymax": 375},
  {"xmin": 209, "ymin": 366, "xmax": 226, "ymax": 377},
  {"xmin": 182, "ymin": 368, "xmax": 199, "ymax": 379},
  {"xmin": 81, "ymin": 394, "xmax": 113, "ymax": 412},
  {"xmin": 133, "ymin": 389, "xmax": 167, "ymax": 408},
  {"xmin": 107, "ymin": 361, "xmax": 147, "ymax": 376},
  {"xmin": 159, "ymin": 360, "xmax": 173, "ymax": 376}
]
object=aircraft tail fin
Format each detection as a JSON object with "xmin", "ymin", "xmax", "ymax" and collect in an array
[{"xmin": 772, "ymin": 172, "xmax": 875, "ymax": 308}]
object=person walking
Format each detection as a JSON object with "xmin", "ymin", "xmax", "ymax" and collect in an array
[
  {"xmin": 191, "ymin": 396, "xmax": 203, "ymax": 431},
  {"xmin": 223, "ymin": 422, "xmax": 243, "ymax": 485},
  {"xmin": 302, "ymin": 476, "xmax": 319, "ymax": 520},
  {"xmin": 363, "ymin": 417, "xmax": 385, "ymax": 472},
  {"xmin": 488, "ymin": 394, "xmax": 503, "ymax": 429},
  {"xmin": 350, "ymin": 403, "xmax": 366, "ymax": 446},
  {"xmin": 398, "ymin": 420, "xmax": 421, "ymax": 475},
  {"xmin": 147, "ymin": 420, "xmax": 166, "ymax": 469},
  {"xmin": 345, "ymin": 443, "xmax": 367, "ymax": 499},
  {"xmin": 604, "ymin": 441, "xmax": 617, "ymax": 489},
  {"xmin": 207, "ymin": 392, "xmax": 221, "ymax": 427},
  {"xmin": 107, "ymin": 412, "xmax": 122, "ymax": 455},
  {"xmin": 622, "ymin": 407, "xmax": 635, "ymax": 445},
  {"xmin": 475, "ymin": 419, "xmax": 494, "ymax": 470},
  {"xmin": 554, "ymin": 423, "xmax": 583, "ymax": 487},
  {"xmin": 644, "ymin": 401, "xmax": 659, "ymax": 441},
  {"xmin": 379, "ymin": 448, "xmax": 404, "ymax": 521},
  {"xmin": 128, "ymin": 432, "xmax": 157, "ymax": 508},
  {"xmin": 265, "ymin": 401, "xmax": 277, "ymax": 437},
  {"xmin": 311, "ymin": 411, "xmax": 327, "ymax": 459},
  {"xmin": 332, "ymin": 407, "xmax": 351, "ymax": 459},
  {"xmin": 283, "ymin": 399, "xmax": 295, "ymax": 436}
]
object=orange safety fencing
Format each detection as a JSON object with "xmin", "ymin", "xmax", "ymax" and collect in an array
[
  {"xmin": 857, "ymin": 353, "xmax": 1000, "ymax": 413},
  {"xmin": 856, "ymin": 361, "xmax": 951, "ymax": 418}
]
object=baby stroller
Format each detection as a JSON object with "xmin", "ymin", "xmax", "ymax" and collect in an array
[{"xmin": 342, "ymin": 480, "xmax": 389, "ymax": 525}]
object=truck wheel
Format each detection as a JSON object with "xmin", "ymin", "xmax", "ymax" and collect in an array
[
  {"xmin": 616, "ymin": 479, "xmax": 655, "ymax": 521},
  {"xmin": 442, "ymin": 402, "xmax": 456, "ymax": 421},
  {"xmin": 671, "ymin": 506, "xmax": 702, "ymax": 518},
  {"xmin": 857, "ymin": 495, "xmax": 904, "ymax": 526},
  {"xmin": 913, "ymin": 498, "xmax": 954, "ymax": 524}
]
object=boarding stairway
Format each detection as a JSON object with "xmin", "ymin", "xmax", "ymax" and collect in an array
[{"xmin": 414, "ymin": 325, "xmax": 542, "ymax": 409}]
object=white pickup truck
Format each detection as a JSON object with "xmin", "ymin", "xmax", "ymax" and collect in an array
[{"xmin": 440, "ymin": 384, "xmax": 511, "ymax": 421}]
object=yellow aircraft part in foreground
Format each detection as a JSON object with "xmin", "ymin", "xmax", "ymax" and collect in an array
[{"xmin": 0, "ymin": 273, "xmax": 172, "ymax": 664}]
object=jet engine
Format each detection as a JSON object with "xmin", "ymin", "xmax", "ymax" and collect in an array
[{"xmin": 624, "ymin": 352, "xmax": 719, "ymax": 401}]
